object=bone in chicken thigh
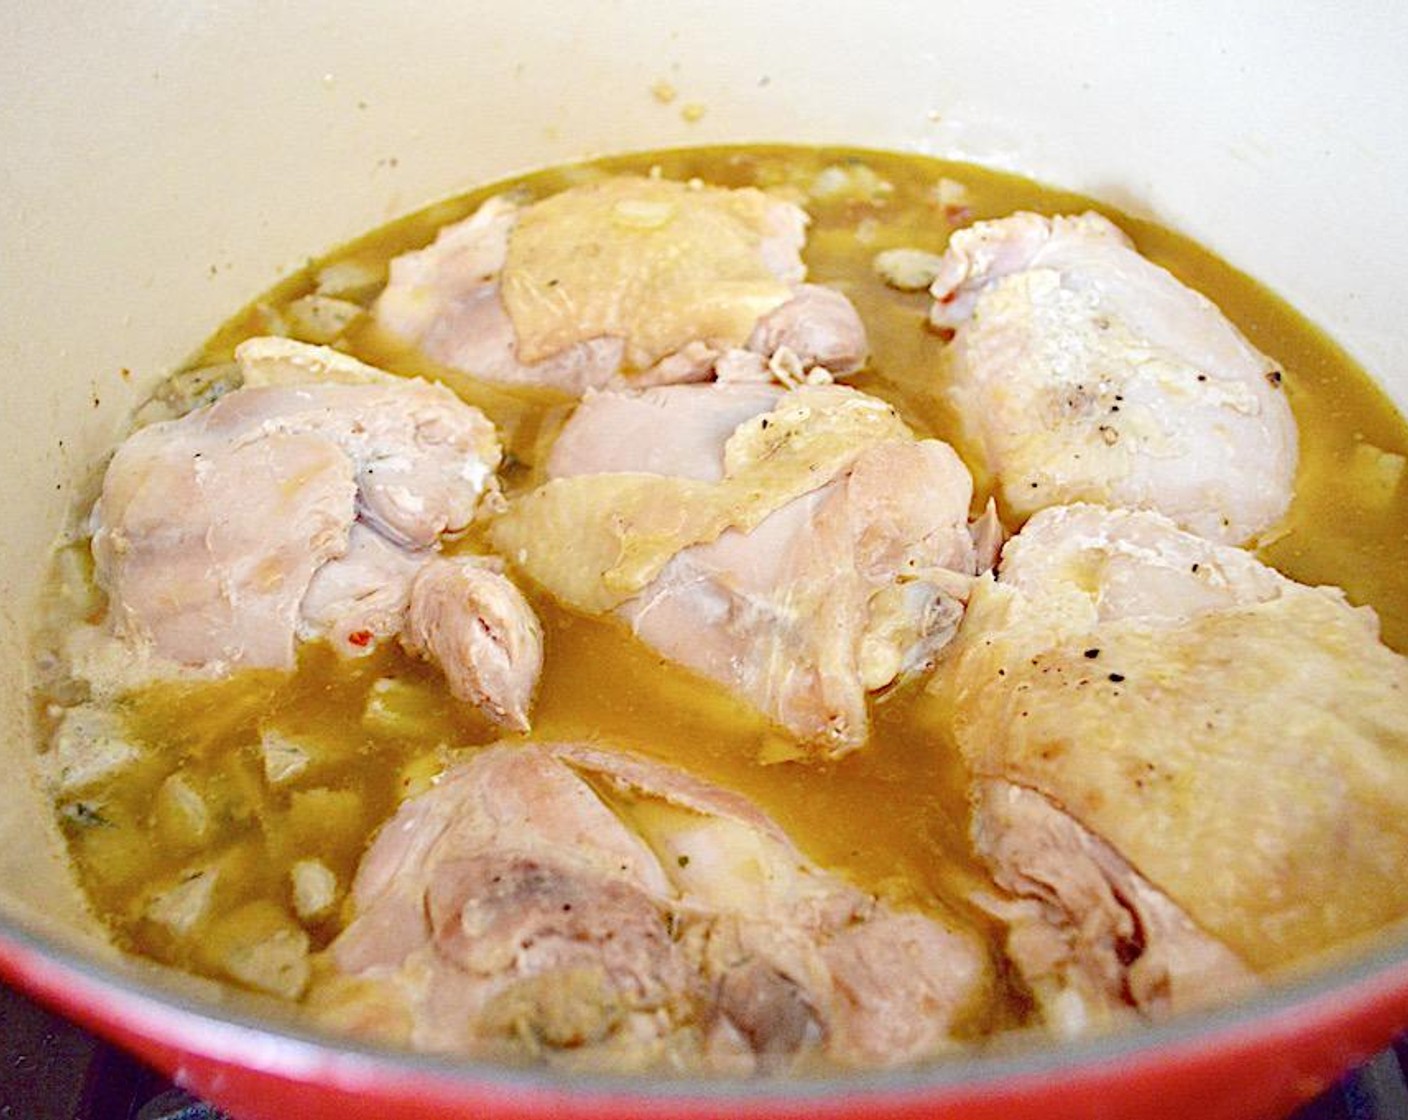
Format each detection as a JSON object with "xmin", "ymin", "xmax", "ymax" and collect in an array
[
  {"xmin": 923, "ymin": 212, "xmax": 1298, "ymax": 544},
  {"xmin": 492, "ymin": 382, "xmax": 993, "ymax": 754},
  {"xmin": 374, "ymin": 176, "xmax": 869, "ymax": 393},
  {"xmin": 315, "ymin": 741, "xmax": 989, "ymax": 1072},
  {"xmin": 89, "ymin": 338, "xmax": 542, "ymax": 728},
  {"xmin": 935, "ymin": 504, "xmax": 1408, "ymax": 1035}
]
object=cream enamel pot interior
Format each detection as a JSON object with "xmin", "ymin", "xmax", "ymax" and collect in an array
[{"xmin": 3, "ymin": 4, "xmax": 1408, "ymax": 1118}]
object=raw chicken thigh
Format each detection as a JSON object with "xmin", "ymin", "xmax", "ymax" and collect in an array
[
  {"xmin": 927, "ymin": 212, "xmax": 1298, "ymax": 544},
  {"xmin": 375, "ymin": 176, "xmax": 868, "ymax": 393},
  {"xmin": 89, "ymin": 338, "xmax": 542, "ymax": 728},
  {"xmin": 937, "ymin": 504, "xmax": 1408, "ymax": 1034},
  {"xmin": 492, "ymin": 382, "xmax": 992, "ymax": 755},
  {"xmin": 315, "ymin": 741, "xmax": 989, "ymax": 1072}
]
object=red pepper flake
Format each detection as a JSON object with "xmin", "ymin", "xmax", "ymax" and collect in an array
[{"xmin": 347, "ymin": 629, "xmax": 374, "ymax": 648}]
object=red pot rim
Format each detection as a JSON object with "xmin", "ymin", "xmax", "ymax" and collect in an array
[{"xmin": 3, "ymin": 898, "xmax": 1407, "ymax": 1110}]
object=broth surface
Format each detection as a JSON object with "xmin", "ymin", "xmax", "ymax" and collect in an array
[{"xmin": 35, "ymin": 145, "xmax": 1408, "ymax": 1038}]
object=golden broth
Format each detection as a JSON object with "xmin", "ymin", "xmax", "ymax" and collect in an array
[{"xmin": 38, "ymin": 145, "xmax": 1408, "ymax": 1026}]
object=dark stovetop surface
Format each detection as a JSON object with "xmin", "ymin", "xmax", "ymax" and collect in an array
[{"xmin": 2, "ymin": 981, "xmax": 1406, "ymax": 1120}]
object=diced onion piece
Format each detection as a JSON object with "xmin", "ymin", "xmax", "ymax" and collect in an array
[
  {"xmin": 155, "ymin": 772, "xmax": 210, "ymax": 846},
  {"xmin": 47, "ymin": 704, "xmax": 140, "ymax": 794},
  {"xmin": 291, "ymin": 859, "xmax": 338, "ymax": 921},
  {"xmin": 260, "ymin": 729, "xmax": 312, "ymax": 787},
  {"xmin": 209, "ymin": 900, "xmax": 311, "ymax": 1000},
  {"xmin": 284, "ymin": 294, "xmax": 365, "ymax": 344},
  {"xmin": 315, "ymin": 258, "xmax": 384, "ymax": 301},
  {"xmin": 145, "ymin": 868, "xmax": 218, "ymax": 937}
]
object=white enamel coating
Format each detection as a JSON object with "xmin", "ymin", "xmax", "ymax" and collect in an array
[{"xmin": 0, "ymin": 0, "xmax": 1405, "ymax": 1093}]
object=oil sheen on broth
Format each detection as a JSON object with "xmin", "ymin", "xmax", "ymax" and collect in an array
[{"xmin": 37, "ymin": 145, "xmax": 1408, "ymax": 1032}]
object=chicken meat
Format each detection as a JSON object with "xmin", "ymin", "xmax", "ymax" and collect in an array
[
  {"xmin": 314, "ymin": 741, "xmax": 989, "ymax": 1072},
  {"xmin": 374, "ymin": 176, "xmax": 868, "ymax": 394},
  {"xmin": 926, "ymin": 212, "xmax": 1298, "ymax": 544},
  {"xmin": 89, "ymin": 338, "xmax": 542, "ymax": 727},
  {"xmin": 400, "ymin": 555, "xmax": 544, "ymax": 732},
  {"xmin": 492, "ymin": 382, "xmax": 992, "ymax": 754},
  {"xmin": 936, "ymin": 503, "xmax": 1408, "ymax": 1033}
]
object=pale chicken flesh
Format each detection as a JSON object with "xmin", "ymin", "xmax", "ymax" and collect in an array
[
  {"xmin": 492, "ymin": 382, "xmax": 988, "ymax": 754},
  {"xmin": 400, "ymin": 556, "xmax": 544, "ymax": 732},
  {"xmin": 89, "ymin": 339, "xmax": 542, "ymax": 728},
  {"xmin": 315, "ymin": 741, "xmax": 989, "ymax": 1072},
  {"xmin": 937, "ymin": 503, "xmax": 1408, "ymax": 1032},
  {"xmin": 374, "ymin": 176, "xmax": 869, "ymax": 393},
  {"xmin": 927, "ymin": 212, "xmax": 1298, "ymax": 544}
]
